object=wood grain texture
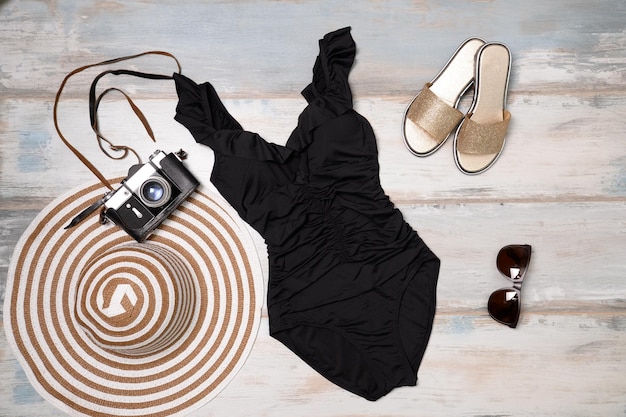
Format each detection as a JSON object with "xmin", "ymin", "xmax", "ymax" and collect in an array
[{"xmin": 1, "ymin": 0, "xmax": 625, "ymax": 416}]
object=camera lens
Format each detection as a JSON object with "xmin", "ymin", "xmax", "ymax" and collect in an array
[
  {"xmin": 140, "ymin": 176, "xmax": 171, "ymax": 208},
  {"xmin": 145, "ymin": 183, "xmax": 164, "ymax": 201}
]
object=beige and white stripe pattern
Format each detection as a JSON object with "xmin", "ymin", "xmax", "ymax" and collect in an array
[{"xmin": 3, "ymin": 181, "xmax": 263, "ymax": 417}]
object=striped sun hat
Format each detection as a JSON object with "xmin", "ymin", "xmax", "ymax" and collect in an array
[{"xmin": 3, "ymin": 180, "xmax": 264, "ymax": 417}]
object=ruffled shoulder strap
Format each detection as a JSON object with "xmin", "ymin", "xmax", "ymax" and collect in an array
[
  {"xmin": 301, "ymin": 26, "xmax": 356, "ymax": 112},
  {"xmin": 286, "ymin": 27, "xmax": 356, "ymax": 152}
]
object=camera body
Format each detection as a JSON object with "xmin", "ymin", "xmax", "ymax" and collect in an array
[{"xmin": 103, "ymin": 150, "xmax": 199, "ymax": 242}]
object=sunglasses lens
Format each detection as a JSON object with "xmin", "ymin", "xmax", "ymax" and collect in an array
[
  {"xmin": 488, "ymin": 288, "xmax": 520, "ymax": 328},
  {"xmin": 497, "ymin": 245, "xmax": 531, "ymax": 279}
]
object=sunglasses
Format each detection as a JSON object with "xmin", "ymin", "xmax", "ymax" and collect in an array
[{"xmin": 487, "ymin": 244, "xmax": 532, "ymax": 328}]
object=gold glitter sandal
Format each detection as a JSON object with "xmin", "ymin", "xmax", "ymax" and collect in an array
[
  {"xmin": 454, "ymin": 42, "xmax": 512, "ymax": 175},
  {"xmin": 402, "ymin": 38, "xmax": 485, "ymax": 156}
]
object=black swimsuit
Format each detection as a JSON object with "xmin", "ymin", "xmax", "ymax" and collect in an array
[{"xmin": 174, "ymin": 27, "xmax": 440, "ymax": 401}]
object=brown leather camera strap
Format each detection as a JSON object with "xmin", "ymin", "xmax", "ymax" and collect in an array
[{"xmin": 53, "ymin": 51, "xmax": 181, "ymax": 190}]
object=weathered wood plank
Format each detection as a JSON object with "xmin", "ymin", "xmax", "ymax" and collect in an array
[
  {"xmin": 2, "ymin": 202, "xmax": 624, "ymax": 311},
  {"xmin": 1, "ymin": 1, "xmax": 625, "ymax": 97},
  {"xmin": 2, "ymin": 94, "xmax": 626, "ymax": 202}
]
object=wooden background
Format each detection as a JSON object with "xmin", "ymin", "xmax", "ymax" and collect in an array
[{"xmin": 1, "ymin": 1, "xmax": 625, "ymax": 416}]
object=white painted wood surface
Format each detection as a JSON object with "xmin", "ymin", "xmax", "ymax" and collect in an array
[{"xmin": 1, "ymin": 1, "xmax": 625, "ymax": 416}]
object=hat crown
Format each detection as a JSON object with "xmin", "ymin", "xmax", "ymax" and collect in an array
[{"xmin": 75, "ymin": 243, "xmax": 197, "ymax": 356}]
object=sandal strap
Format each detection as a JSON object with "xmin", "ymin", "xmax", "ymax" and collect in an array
[
  {"xmin": 457, "ymin": 111, "xmax": 511, "ymax": 155},
  {"xmin": 406, "ymin": 83, "xmax": 463, "ymax": 145}
]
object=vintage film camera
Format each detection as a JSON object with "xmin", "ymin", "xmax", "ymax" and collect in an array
[
  {"xmin": 103, "ymin": 149, "xmax": 199, "ymax": 242},
  {"xmin": 67, "ymin": 149, "xmax": 199, "ymax": 242}
]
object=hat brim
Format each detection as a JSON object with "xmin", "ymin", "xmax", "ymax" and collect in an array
[{"xmin": 4, "ymin": 180, "xmax": 264, "ymax": 417}]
